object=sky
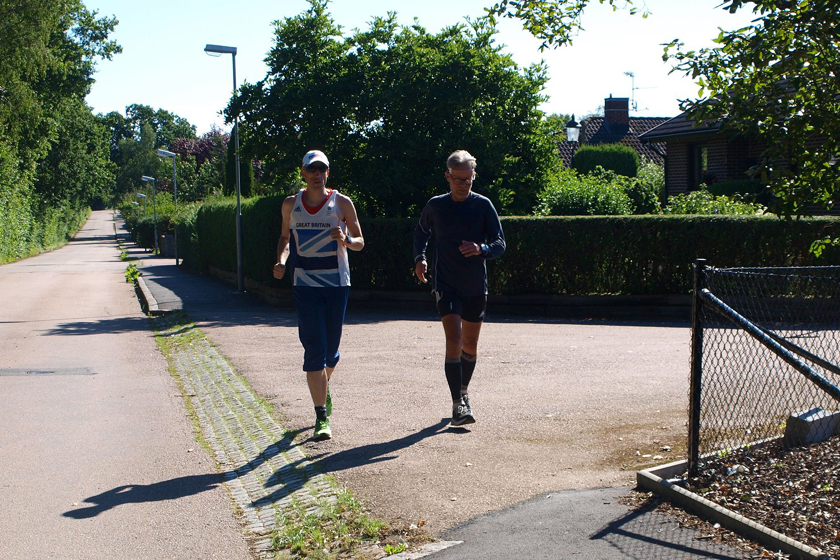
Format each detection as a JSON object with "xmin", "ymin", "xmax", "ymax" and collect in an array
[{"xmin": 83, "ymin": 0, "xmax": 758, "ymax": 136}]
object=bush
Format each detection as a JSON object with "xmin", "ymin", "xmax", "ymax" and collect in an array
[
  {"xmin": 665, "ymin": 189, "xmax": 766, "ymax": 215},
  {"xmin": 535, "ymin": 167, "xmax": 634, "ymax": 216},
  {"xmin": 631, "ymin": 161, "xmax": 665, "ymax": 212},
  {"xmin": 572, "ymin": 143, "xmax": 640, "ymax": 177},
  {"xmin": 181, "ymin": 194, "xmax": 840, "ymax": 297}
]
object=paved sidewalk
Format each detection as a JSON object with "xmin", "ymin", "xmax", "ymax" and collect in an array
[
  {"xmin": 130, "ymin": 248, "xmax": 754, "ymax": 559},
  {"xmin": 0, "ymin": 212, "xmax": 250, "ymax": 560}
]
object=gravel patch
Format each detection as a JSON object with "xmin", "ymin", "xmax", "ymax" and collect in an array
[{"xmin": 630, "ymin": 436, "xmax": 839, "ymax": 558}]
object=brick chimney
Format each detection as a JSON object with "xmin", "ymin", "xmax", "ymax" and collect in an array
[{"xmin": 604, "ymin": 95, "xmax": 630, "ymax": 131}]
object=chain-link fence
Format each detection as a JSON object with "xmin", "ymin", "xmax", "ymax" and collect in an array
[{"xmin": 688, "ymin": 260, "xmax": 840, "ymax": 473}]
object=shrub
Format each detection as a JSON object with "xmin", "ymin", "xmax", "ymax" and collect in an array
[
  {"xmin": 572, "ymin": 143, "xmax": 639, "ymax": 177},
  {"xmin": 631, "ymin": 161, "xmax": 665, "ymax": 212},
  {"xmin": 534, "ymin": 167, "xmax": 634, "ymax": 216},
  {"xmin": 665, "ymin": 188, "xmax": 766, "ymax": 215}
]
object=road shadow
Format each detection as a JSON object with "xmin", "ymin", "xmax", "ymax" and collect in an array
[
  {"xmin": 590, "ymin": 495, "xmax": 749, "ymax": 560},
  {"xmin": 253, "ymin": 419, "xmax": 452, "ymax": 506},
  {"xmin": 63, "ymin": 473, "xmax": 225, "ymax": 519},
  {"xmin": 62, "ymin": 423, "xmax": 452, "ymax": 519},
  {"xmin": 42, "ymin": 315, "xmax": 154, "ymax": 336},
  {"xmin": 63, "ymin": 431, "xmax": 303, "ymax": 519}
]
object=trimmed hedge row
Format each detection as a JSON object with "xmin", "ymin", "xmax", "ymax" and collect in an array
[{"xmin": 180, "ymin": 196, "xmax": 840, "ymax": 296}]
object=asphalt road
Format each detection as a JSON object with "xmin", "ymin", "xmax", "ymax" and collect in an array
[{"xmin": 0, "ymin": 212, "xmax": 250, "ymax": 560}]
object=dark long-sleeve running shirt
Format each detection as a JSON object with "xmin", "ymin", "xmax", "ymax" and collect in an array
[{"xmin": 413, "ymin": 191, "xmax": 505, "ymax": 297}]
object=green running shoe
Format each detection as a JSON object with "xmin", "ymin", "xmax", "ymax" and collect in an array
[
  {"xmin": 326, "ymin": 386, "xmax": 332, "ymax": 417},
  {"xmin": 314, "ymin": 418, "xmax": 332, "ymax": 440}
]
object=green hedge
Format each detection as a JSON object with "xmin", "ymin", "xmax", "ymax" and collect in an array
[
  {"xmin": 181, "ymin": 197, "xmax": 840, "ymax": 296},
  {"xmin": 572, "ymin": 143, "xmax": 640, "ymax": 177}
]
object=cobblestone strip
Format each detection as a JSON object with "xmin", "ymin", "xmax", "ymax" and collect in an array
[{"xmin": 156, "ymin": 317, "xmax": 335, "ymax": 559}]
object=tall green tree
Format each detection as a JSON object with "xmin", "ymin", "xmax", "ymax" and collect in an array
[
  {"xmin": 232, "ymin": 0, "xmax": 557, "ymax": 216},
  {"xmin": 487, "ymin": 0, "xmax": 840, "ymax": 216},
  {"xmin": 124, "ymin": 103, "xmax": 197, "ymax": 148},
  {"xmin": 34, "ymin": 98, "xmax": 115, "ymax": 207},
  {"xmin": 1, "ymin": 0, "xmax": 120, "ymax": 262},
  {"xmin": 667, "ymin": 0, "xmax": 840, "ymax": 216}
]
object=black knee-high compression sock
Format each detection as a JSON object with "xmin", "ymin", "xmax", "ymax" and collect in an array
[
  {"xmin": 460, "ymin": 351, "xmax": 477, "ymax": 390},
  {"xmin": 444, "ymin": 359, "xmax": 462, "ymax": 402}
]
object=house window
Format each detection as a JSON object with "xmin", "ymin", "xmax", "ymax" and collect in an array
[{"xmin": 689, "ymin": 144, "xmax": 709, "ymax": 190}]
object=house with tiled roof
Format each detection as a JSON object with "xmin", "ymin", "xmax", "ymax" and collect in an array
[
  {"xmin": 558, "ymin": 96, "xmax": 671, "ymax": 169},
  {"xmin": 639, "ymin": 112, "xmax": 761, "ymax": 198}
]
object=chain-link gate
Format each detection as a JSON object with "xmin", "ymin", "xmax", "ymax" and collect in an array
[{"xmin": 689, "ymin": 260, "xmax": 840, "ymax": 474}]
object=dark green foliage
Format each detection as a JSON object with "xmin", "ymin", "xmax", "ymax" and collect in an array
[
  {"xmin": 706, "ymin": 178, "xmax": 774, "ymax": 206},
  {"xmin": 240, "ymin": 195, "xmax": 284, "ymax": 283},
  {"xmin": 181, "ymin": 198, "xmax": 840, "ymax": 296},
  {"xmin": 572, "ymin": 143, "xmax": 639, "ymax": 177},
  {"xmin": 491, "ymin": 216, "xmax": 840, "ymax": 295},
  {"xmin": 224, "ymin": 131, "xmax": 254, "ymax": 198},
  {"xmin": 232, "ymin": 0, "xmax": 557, "ymax": 216},
  {"xmin": 0, "ymin": 1, "xmax": 119, "ymax": 263},
  {"xmin": 534, "ymin": 167, "xmax": 633, "ymax": 216}
]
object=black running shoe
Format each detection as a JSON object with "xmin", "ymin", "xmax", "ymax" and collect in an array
[{"xmin": 451, "ymin": 398, "xmax": 475, "ymax": 426}]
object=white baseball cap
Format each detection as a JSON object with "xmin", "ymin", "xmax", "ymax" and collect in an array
[{"xmin": 302, "ymin": 150, "xmax": 330, "ymax": 168}]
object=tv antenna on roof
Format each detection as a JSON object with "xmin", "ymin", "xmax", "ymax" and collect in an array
[{"xmin": 624, "ymin": 71, "xmax": 638, "ymax": 112}]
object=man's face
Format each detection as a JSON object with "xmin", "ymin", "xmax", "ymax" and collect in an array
[
  {"xmin": 301, "ymin": 163, "xmax": 330, "ymax": 188},
  {"xmin": 445, "ymin": 164, "xmax": 475, "ymax": 201}
]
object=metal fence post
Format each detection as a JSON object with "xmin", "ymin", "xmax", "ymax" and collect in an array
[{"xmin": 688, "ymin": 258, "xmax": 706, "ymax": 475}]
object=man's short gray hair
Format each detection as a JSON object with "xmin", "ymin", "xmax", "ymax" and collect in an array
[{"xmin": 447, "ymin": 150, "xmax": 477, "ymax": 171}]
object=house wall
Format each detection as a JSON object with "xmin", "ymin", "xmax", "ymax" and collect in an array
[
  {"xmin": 665, "ymin": 142, "xmax": 690, "ymax": 195},
  {"xmin": 706, "ymin": 137, "xmax": 730, "ymax": 183},
  {"xmin": 665, "ymin": 136, "xmax": 755, "ymax": 198}
]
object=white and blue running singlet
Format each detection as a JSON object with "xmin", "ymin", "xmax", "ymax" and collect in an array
[{"xmin": 290, "ymin": 189, "xmax": 351, "ymax": 287}]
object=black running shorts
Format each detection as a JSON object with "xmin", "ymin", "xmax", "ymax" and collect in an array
[{"xmin": 434, "ymin": 290, "xmax": 487, "ymax": 322}]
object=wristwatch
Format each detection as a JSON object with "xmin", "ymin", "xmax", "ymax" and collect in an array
[{"xmin": 480, "ymin": 243, "xmax": 489, "ymax": 255}]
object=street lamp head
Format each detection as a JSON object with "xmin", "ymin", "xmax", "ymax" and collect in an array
[
  {"xmin": 156, "ymin": 149, "xmax": 176, "ymax": 158},
  {"xmin": 136, "ymin": 193, "xmax": 146, "ymax": 198},
  {"xmin": 204, "ymin": 44, "xmax": 237, "ymax": 56},
  {"xmin": 141, "ymin": 175, "xmax": 155, "ymax": 183},
  {"xmin": 565, "ymin": 114, "xmax": 581, "ymax": 143}
]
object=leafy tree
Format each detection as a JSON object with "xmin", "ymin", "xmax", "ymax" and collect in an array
[
  {"xmin": 100, "ymin": 110, "xmax": 133, "ymax": 162},
  {"xmin": 113, "ymin": 123, "xmax": 159, "ymax": 199},
  {"xmin": 667, "ymin": 0, "xmax": 840, "ymax": 216},
  {"xmin": 487, "ymin": 0, "xmax": 840, "ymax": 216},
  {"xmin": 171, "ymin": 128, "xmax": 229, "ymax": 199},
  {"xmin": 224, "ymin": 125, "xmax": 254, "ymax": 198},
  {"xmin": 543, "ymin": 112, "xmax": 573, "ymax": 137},
  {"xmin": 232, "ymin": 0, "xmax": 558, "ymax": 216},
  {"xmin": 124, "ymin": 103, "xmax": 197, "ymax": 148},
  {"xmin": 0, "ymin": 0, "xmax": 120, "ymax": 260},
  {"xmin": 486, "ymin": 0, "xmax": 645, "ymax": 50},
  {"xmin": 0, "ymin": 0, "xmax": 119, "ymax": 169},
  {"xmin": 34, "ymin": 98, "xmax": 115, "ymax": 207}
]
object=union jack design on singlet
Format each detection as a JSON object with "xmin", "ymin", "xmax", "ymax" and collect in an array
[{"xmin": 290, "ymin": 189, "xmax": 351, "ymax": 287}]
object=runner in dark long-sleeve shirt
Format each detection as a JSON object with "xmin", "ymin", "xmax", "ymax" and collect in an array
[{"xmin": 413, "ymin": 150, "xmax": 505, "ymax": 427}]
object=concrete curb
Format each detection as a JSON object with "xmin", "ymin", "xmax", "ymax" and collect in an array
[
  {"xmin": 637, "ymin": 460, "xmax": 833, "ymax": 560},
  {"xmin": 136, "ymin": 276, "xmax": 165, "ymax": 315}
]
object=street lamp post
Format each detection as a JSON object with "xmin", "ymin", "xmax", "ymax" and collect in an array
[
  {"xmin": 204, "ymin": 43, "xmax": 244, "ymax": 293},
  {"xmin": 136, "ymin": 193, "xmax": 147, "ymax": 217},
  {"xmin": 141, "ymin": 176, "xmax": 158, "ymax": 255},
  {"xmin": 157, "ymin": 149, "xmax": 179, "ymax": 266}
]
